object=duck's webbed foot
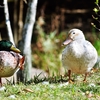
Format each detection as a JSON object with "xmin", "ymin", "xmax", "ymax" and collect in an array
[{"xmin": 68, "ymin": 79, "xmax": 74, "ymax": 83}]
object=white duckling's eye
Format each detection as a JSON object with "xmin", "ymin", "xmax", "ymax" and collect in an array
[{"xmin": 73, "ymin": 32, "xmax": 75, "ymax": 34}]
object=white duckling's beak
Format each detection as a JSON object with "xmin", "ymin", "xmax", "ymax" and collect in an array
[
  {"xmin": 62, "ymin": 29, "xmax": 85, "ymax": 46},
  {"xmin": 62, "ymin": 37, "xmax": 73, "ymax": 46}
]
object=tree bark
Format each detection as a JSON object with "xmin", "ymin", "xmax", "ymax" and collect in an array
[
  {"xmin": 18, "ymin": 0, "xmax": 38, "ymax": 82},
  {"xmin": 13, "ymin": 0, "xmax": 18, "ymax": 44},
  {"xmin": 18, "ymin": 0, "xmax": 24, "ymax": 41},
  {"xmin": 3, "ymin": 0, "xmax": 15, "ymax": 45}
]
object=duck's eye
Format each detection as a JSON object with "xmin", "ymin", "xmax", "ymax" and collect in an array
[{"xmin": 73, "ymin": 32, "xmax": 75, "ymax": 34}]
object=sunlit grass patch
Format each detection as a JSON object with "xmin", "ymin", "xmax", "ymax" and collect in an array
[{"xmin": 0, "ymin": 69, "xmax": 100, "ymax": 100}]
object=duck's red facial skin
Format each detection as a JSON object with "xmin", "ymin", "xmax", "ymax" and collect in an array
[{"xmin": 19, "ymin": 56, "xmax": 25, "ymax": 70}]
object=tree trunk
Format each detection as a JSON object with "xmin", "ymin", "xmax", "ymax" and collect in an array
[
  {"xmin": 13, "ymin": 0, "xmax": 18, "ymax": 44},
  {"xmin": 3, "ymin": 0, "xmax": 15, "ymax": 45},
  {"xmin": 18, "ymin": 0, "xmax": 24, "ymax": 41},
  {"xmin": 17, "ymin": 0, "xmax": 38, "ymax": 82}
]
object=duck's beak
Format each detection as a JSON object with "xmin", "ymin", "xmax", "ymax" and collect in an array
[
  {"xmin": 62, "ymin": 38, "xmax": 73, "ymax": 46},
  {"xmin": 10, "ymin": 45, "xmax": 21, "ymax": 53}
]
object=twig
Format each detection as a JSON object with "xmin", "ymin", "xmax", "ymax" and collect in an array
[
  {"xmin": 91, "ymin": 23, "xmax": 100, "ymax": 31},
  {"xmin": 95, "ymin": 3, "xmax": 100, "ymax": 11},
  {"xmin": 23, "ymin": 0, "xmax": 27, "ymax": 4},
  {"xmin": 0, "ymin": 5, "xmax": 4, "ymax": 8},
  {"xmin": 92, "ymin": 15, "xmax": 100, "ymax": 23}
]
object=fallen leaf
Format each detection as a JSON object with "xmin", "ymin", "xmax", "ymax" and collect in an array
[
  {"xmin": 85, "ymin": 91, "xmax": 93, "ymax": 98},
  {"xmin": 23, "ymin": 88, "xmax": 33, "ymax": 93},
  {"xmin": 88, "ymin": 83, "xmax": 96, "ymax": 87},
  {"xmin": 0, "ymin": 86, "xmax": 6, "ymax": 91},
  {"xmin": 8, "ymin": 95, "xmax": 16, "ymax": 99}
]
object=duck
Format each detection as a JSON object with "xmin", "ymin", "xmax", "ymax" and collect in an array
[
  {"xmin": 62, "ymin": 29, "xmax": 98, "ymax": 82},
  {"xmin": 0, "ymin": 40, "xmax": 25, "ymax": 86}
]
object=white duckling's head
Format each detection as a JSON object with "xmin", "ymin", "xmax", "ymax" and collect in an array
[{"xmin": 63, "ymin": 29, "xmax": 85, "ymax": 45}]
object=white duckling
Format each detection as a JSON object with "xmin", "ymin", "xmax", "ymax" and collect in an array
[{"xmin": 62, "ymin": 29, "xmax": 98, "ymax": 82}]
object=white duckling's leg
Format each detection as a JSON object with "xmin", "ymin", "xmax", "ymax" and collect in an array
[
  {"xmin": 0, "ymin": 78, "xmax": 2, "ymax": 86},
  {"xmin": 83, "ymin": 73, "xmax": 88, "ymax": 82},
  {"xmin": 68, "ymin": 70, "xmax": 73, "ymax": 83}
]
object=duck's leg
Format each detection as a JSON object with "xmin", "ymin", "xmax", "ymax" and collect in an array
[
  {"xmin": 0, "ymin": 78, "xmax": 2, "ymax": 86},
  {"xmin": 68, "ymin": 70, "xmax": 73, "ymax": 83},
  {"xmin": 83, "ymin": 73, "xmax": 88, "ymax": 82}
]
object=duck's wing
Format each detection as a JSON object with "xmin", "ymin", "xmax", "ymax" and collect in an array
[{"xmin": 83, "ymin": 40, "xmax": 98, "ymax": 62}]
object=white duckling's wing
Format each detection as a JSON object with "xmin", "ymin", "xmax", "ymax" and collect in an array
[{"xmin": 83, "ymin": 40, "xmax": 98, "ymax": 66}]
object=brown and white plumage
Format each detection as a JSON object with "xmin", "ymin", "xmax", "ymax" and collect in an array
[
  {"xmin": 0, "ymin": 51, "xmax": 24, "ymax": 77},
  {"xmin": 0, "ymin": 40, "xmax": 25, "ymax": 86},
  {"xmin": 62, "ymin": 29, "xmax": 98, "ymax": 82}
]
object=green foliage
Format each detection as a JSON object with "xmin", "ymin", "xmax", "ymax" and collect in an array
[
  {"xmin": 93, "ymin": 8, "xmax": 99, "ymax": 13},
  {"xmin": 94, "ymin": 0, "xmax": 99, "ymax": 13},
  {"xmin": 94, "ymin": 39, "xmax": 100, "ymax": 55},
  {"xmin": 90, "ymin": 28, "xmax": 100, "ymax": 55},
  {"xmin": 92, "ymin": 0, "xmax": 100, "ymax": 30},
  {"xmin": 95, "ymin": 0, "xmax": 99, "ymax": 4},
  {"xmin": 92, "ymin": 0, "xmax": 100, "ymax": 54},
  {"xmin": 33, "ymin": 24, "xmax": 66, "ymax": 76}
]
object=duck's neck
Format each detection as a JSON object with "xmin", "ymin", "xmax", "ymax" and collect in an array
[{"xmin": 67, "ymin": 40, "xmax": 85, "ymax": 58}]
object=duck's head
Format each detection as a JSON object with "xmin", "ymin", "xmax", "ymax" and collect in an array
[
  {"xmin": 0, "ymin": 40, "xmax": 21, "ymax": 53},
  {"xmin": 62, "ymin": 29, "xmax": 85, "ymax": 46}
]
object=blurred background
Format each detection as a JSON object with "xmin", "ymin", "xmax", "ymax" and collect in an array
[{"xmin": 0, "ymin": 0, "xmax": 100, "ymax": 76}]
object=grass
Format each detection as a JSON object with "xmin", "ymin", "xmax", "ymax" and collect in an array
[{"xmin": 1, "ymin": 70, "xmax": 100, "ymax": 100}]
